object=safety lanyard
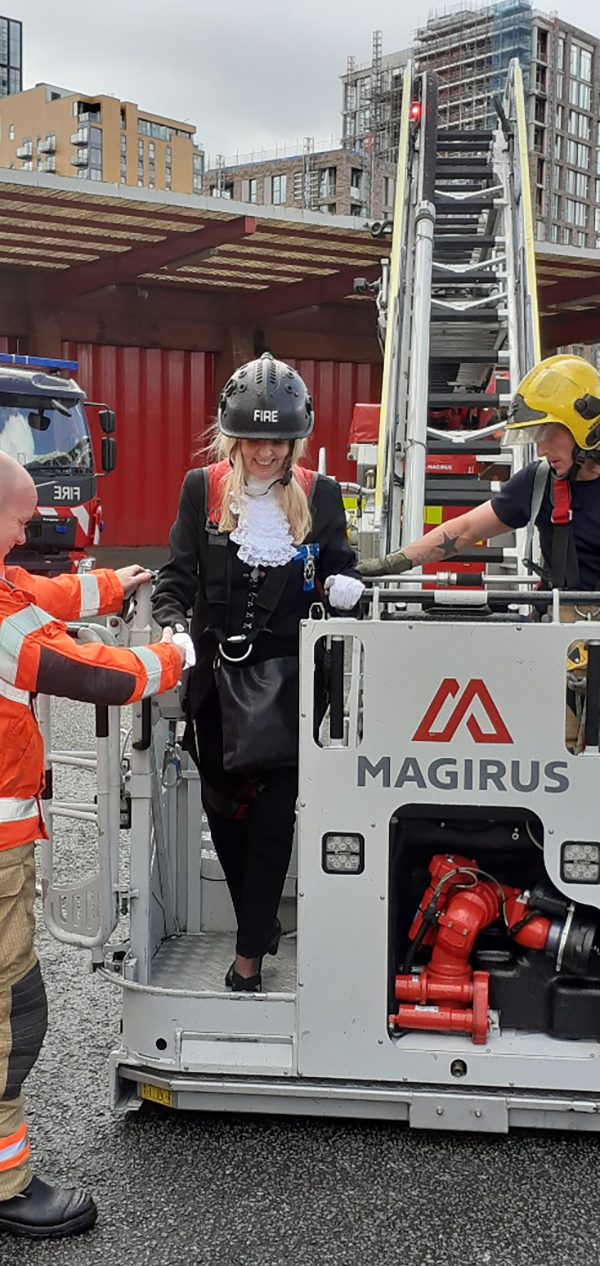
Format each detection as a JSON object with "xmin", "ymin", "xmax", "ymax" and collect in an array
[{"xmin": 550, "ymin": 477, "xmax": 580, "ymax": 589}]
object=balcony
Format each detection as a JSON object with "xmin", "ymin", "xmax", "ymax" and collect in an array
[
  {"xmin": 15, "ymin": 143, "xmax": 32, "ymax": 159},
  {"xmin": 70, "ymin": 130, "xmax": 88, "ymax": 146},
  {"xmin": 39, "ymin": 157, "xmax": 56, "ymax": 173},
  {"xmin": 71, "ymin": 150, "xmax": 88, "ymax": 167},
  {"xmin": 78, "ymin": 110, "xmax": 101, "ymax": 124},
  {"xmin": 38, "ymin": 137, "xmax": 56, "ymax": 154}
]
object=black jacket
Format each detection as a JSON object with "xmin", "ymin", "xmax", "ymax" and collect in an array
[{"xmin": 152, "ymin": 467, "xmax": 358, "ymax": 721}]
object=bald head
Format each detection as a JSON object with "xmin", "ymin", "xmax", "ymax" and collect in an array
[
  {"xmin": 0, "ymin": 454, "xmax": 37, "ymax": 563},
  {"xmin": 0, "ymin": 451, "xmax": 35, "ymax": 504}
]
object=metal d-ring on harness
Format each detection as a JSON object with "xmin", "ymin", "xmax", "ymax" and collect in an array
[{"xmin": 161, "ymin": 720, "xmax": 183, "ymax": 788}]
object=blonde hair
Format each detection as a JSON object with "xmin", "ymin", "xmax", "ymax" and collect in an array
[{"xmin": 208, "ymin": 430, "xmax": 312, "ymax": 543}]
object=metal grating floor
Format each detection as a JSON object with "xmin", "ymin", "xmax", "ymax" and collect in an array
[{"xmin": 151, "ymin": 931, "xmax": 297, "ymax": 993}]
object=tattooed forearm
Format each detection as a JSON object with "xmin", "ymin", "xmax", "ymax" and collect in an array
[
  {"xmin": 435, "ymin": 531, "xmax": 461, "ymax": 559},
  {"xmin": 405, "ymin": 529, "xmax": 464, "ymax": 566}
]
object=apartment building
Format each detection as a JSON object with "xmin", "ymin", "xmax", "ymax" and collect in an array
[
  {"xmin": 342, "ymin": 2, "xmax": 600, "ymax": 248},
  {"xmin": 0, "ymin": 14, "xmax": 20, "ymax": 97},
  {"xmin": 202, "ymin": 144, "xmax": 397, "ymax": 220},
  {"xmin": 0, "ymin": 83, "xmax": 204, "ymax": 193}
]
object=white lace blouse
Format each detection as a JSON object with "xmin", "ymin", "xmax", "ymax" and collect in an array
[{"xmin": 230, "ymin": 476, "xmax": 297, "ymax": 568}]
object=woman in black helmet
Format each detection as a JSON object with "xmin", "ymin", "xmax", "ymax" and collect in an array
[{"xmin": 152, "ymin": 353, "xmax": 363, "ymax": 991}]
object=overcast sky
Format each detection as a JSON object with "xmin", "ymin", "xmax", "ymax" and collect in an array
[{"xmin": 13, "ymin": 0, "xmax": 600, "ymax": 161}]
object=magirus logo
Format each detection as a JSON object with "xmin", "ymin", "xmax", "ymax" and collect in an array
[
  {"xmin": 356, "ymin": 679, "xmax": 569, "ymax": 794},
  {"xmin": 413, "ymin": 679, "xmax": 512, "ymax": 745}
]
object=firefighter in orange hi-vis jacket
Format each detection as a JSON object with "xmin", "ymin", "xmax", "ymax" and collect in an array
[{"xmin": 0, "ymin": 452, "xmax": 184, "ymax": 1241}]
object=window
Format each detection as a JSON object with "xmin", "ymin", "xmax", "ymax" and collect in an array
[
  {"xmin": 552, "ymin": 193, "xmax": 561, "ymax": 218},
  {"xmin": 138, "ymin": 137, "xmax": 144, "ymax": 185},
  {"xmin": 553, "ymin": 163, "xmax": 561, "ymax": 189},
  {"xmin": 8, "ymin": 124, "xmax": 13, "ymax": 141},
  {"xmin": 551, "ymin": 223, "xmax": 559, "ymax": 242},
  {"xmin": 120, "ymin": 135, "xmax": 126, "ymax": 182},
  {"xmin": 569, "ymin": 79, "xmax": 591, "ymax": 110},
  {"xmin": 576, "ymin": 172, "xmax": 589, "ymax": 198},
  {"xmin": 558, "ymin": 37, "xmax": 565, "ymax": 70},
  {"xmin": 556, "ymin": 73, "xmax": 564, "ymax": 99},
  {"xmin": 556, "ymin": 103, "xmax": 564, "ymax": 130},
  {"xmin": 554, "ymin": 134, "xmax": 562, "ymax": 160},
  {"xmin": 148, "ymin": 140, "xmax": 155, "ymax": 188},
  {"xmin": 577, "ymin": 230, "xmax": 587, "ymax": 246},
  {"xmin": 571, "ymin": 42, "xmax": 593, "ymax": 82},
  {"xmin": 272, "ymin": 174, "xmax": 287, "ymax": 204},
  {"xmin": 564, "ymin": 226, "xmax": 572, "ymax": 243},
  {"xmin": 165, "ymin": 144, "xmax": 172, "ymax": 191},
  {"xmin": 595, "ymin": 206, "xmax": 600, "ymax": 234},
  {"xmin": 319, "ymin": 167, "xmax": 337, "ymax": 200},
  {"xmin": 565, "ymin": 198, "xmax": 587, "ymax": 227},
  {"xmin": 248, "ymin": 177, "xmax": 257, "ymax": 203},
  {"xmin": 318, "ymin": 203, "xmax": 337, "ymax": 215}
]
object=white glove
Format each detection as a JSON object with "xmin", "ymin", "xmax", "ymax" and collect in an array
[
  {"xmin": 324, "ymin": 574, "xmax": 365, "ymax": 610},
  {"xmin": 173, "ymin": 632, "xmax": 196, "ymax": 668}
]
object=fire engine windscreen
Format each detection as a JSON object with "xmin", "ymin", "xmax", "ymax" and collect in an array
[{"xmin": 0, "ymin": 396, "xmax": 93, "ymax": 473}]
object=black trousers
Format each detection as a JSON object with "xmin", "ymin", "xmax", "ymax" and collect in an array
[{"xmin": 202, "ymin": 768, "xmax": 298, "ymax": 958}]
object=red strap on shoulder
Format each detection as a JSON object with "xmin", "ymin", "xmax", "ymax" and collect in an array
[
  {"xmin": 206, "ymin": 460, "xmax": 230, "ymax": 525},
  {"xmin": 293, "ymin": 465, "xmax": 317, "ymax": 497},
  {"xmin": 551, "ymin": 477, "xmax": 571, "ymax": 526}
]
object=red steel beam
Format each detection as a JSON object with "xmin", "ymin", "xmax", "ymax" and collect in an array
[
  {"xmin": 240, "ymin": 261, "xmax": 381, "ymax": 320},
  {"xmin": 45, "ymin": 216, "xmax": 256, "ymax": 304},
  {"xmin": 539, "ymin": 271, "xmax": 600, "ymax": 309},
  {"xmin": 542, "ymin": 309, "xmax": 600, "ymax": 350}
]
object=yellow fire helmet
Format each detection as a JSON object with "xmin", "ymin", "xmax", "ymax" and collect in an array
[{"xmin": 504, "ymin": 354, "xmax": 600, "ymax": 452}]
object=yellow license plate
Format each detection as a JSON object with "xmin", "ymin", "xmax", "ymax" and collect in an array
[{"xmin": 140, "ymin": 1082, "xmax": 172, "ymax": 1107}]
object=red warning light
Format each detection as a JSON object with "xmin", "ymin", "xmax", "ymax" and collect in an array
[{"xmin": 410, "ymin": 102, "xmax": 422, "ymax": 123}]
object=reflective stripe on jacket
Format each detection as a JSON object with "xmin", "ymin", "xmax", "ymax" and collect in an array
[{"xmin": 0, "ymin": 568, "xmax": 182, "ymax": 851}]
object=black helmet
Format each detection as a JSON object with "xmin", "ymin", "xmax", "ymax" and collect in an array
[{"xmin": 218, "ymin": 352, "xmax": 314, "ymax": 440}]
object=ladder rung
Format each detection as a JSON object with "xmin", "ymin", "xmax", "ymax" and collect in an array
[
  {"xmin": 432, "ymin": 275, "xmax": 501, "ymax": 286},
  {"xmin": 429, "ymin": 353, "xmax": 507, "ymax": 363},
  {"xmin": 430, "ymin": 311, "xmax": 501, "ymax": 323},
  {"xmin": 438, "ymin": 130, "xmax": 494, "ymax": 142},
  {"xmin": 435, "ymin": 202, "xmax": 496, "ymax": 214},
  {"xmin": 433, "ymin": 235, "xmax": 499, "ymax": 247},
  {"xmin": 436, "ymin": 157, "xmax": 491, "ymax": 169},
  {"xmin": 424, "ymin": 484, "xmax": 497, "ymax": 506},
  {"xmin": 428, "ymin": 438, "xmax": 505, "ymax": 455},
  {"xmin": 429, "ymin": 393, "xmax": 501, "ymax": 408},
  {"xmin": 453, "ymin": 547, "xmax": 506, "ymax": 563}
]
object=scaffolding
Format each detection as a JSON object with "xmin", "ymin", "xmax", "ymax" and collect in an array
[{"xmin": 343, "ymin": 2, "xmax": 535, "ymax": 158}]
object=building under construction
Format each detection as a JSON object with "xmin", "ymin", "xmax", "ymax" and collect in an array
[{"xmin": 342, "ymin": 1, "xmax": 600, "ymax": 249}]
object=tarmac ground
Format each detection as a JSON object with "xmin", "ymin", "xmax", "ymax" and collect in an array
[{"xmin": 2, "ymin": 696, "xmax": 600, "ymax": 1266}]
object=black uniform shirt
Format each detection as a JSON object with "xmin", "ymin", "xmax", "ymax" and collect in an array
[
  {"xmin": 152, "ymin": 467, "xmax": 358, "ymax": 718},
  {"xmin": 491, "ymin": 460, "xmax": 600, "ymax": 590}
]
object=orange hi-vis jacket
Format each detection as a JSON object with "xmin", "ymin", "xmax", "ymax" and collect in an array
[{"xmin": 0, "ymin": 566, "xmax": 181, "ymax": 851}]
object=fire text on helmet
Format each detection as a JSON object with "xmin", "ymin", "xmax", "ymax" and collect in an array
[{"xmin": 253, "ymin": 410, "xmax": 279, "ymax": 423}]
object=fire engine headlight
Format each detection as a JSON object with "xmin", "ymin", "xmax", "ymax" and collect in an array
[
  {"xmin": 322, "ymin": 833, "xmax": 364, "ymax": 875},
  {"xmin": 561, "ymin": 842, "xmax": 600, "ymax": 883}
]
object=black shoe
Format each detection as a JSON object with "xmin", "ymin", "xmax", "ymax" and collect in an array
[
  {"xmin": 224, "ymin": 918, "xmax": 283, "ymax": 988},
  {"xmin": 0, "ymin": 1176, "xmax": 97, "ymax": 1239},
  {"xmin": 226, "ymin": 967, "xmax": 262, "ymax": 992}
]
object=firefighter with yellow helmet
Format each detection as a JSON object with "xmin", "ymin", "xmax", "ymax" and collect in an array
[{"xmin": 358, "ymin": 354, "xmax": 600, "ymax": 591}]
